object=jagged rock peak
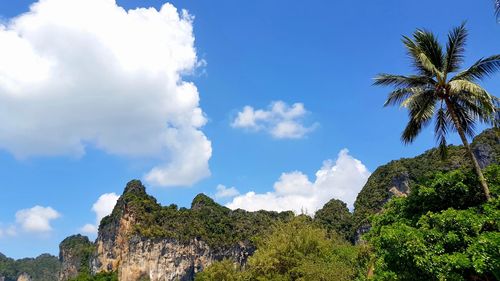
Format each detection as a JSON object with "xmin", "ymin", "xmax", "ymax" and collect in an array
[
  {"xmin": 191, "ymin": 193, "xmax": 218, "ymax": 210},
  {"xmin": 123, "ymin": 179, "xmax": 147, "ymax": 195}
]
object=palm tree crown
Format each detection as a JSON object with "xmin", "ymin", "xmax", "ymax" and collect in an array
[{"xmin": 374, "ymin": 23, "xmax": 499, "ymax": 200}]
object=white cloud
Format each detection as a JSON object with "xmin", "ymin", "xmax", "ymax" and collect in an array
[
  {"xmin": 0, "ymin": 0, "xmax": 211, "ymax": 187},
  {"xmin": 15, "ymin": 206, "xmax": 61, "ymax": 233},
  {"xmin": 80, "ymin": 192, "xmax": 119, "ymax": 235},
  {"xmin": 215, "ymin": 184, "xmax": 240, "ymax": 199},
  {"xmin": 80, "ymin": 224, "xmax": 98, "ymax": 235},
  {"xmin": 231, "ymin": 101, "xmax": 317, "ymax": 139},
  {"xmin": 92, "ymin": 193, "xmax": 120, "ymax": 223},
  {"xmin": 227, "ymin": 149, "xmax": 371, "ymax": 213}
]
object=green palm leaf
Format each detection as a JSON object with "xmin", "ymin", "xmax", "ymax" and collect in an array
[
  {"xmin": 444, "ymin": 23, "xmax": 467, "ymax": 74},
  {"xmin": 452, "ymin": 55, "xmax": 500, "ymax": 82},
  {"xmin": 413, "ymin": 29, "xmax": 445, "ymax": 72},
  {"xmin": 402, "ymin": 36, "xmax": 437, "ymax": 77},
  {"xmin": 434, "ymin": 107, "xmax": 451, "ymax": 159},
  {"xmin": 373, "ymin": 74, "xmax": 436, "ymax": 88}
]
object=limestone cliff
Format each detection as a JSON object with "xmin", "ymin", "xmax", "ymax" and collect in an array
[
  {"xmin": 84, "ymin": 180, "xmax": 292, "ymax": 281},
  {"xmin": 94, "ymin": 236, "xmax": 252, "ymax": 281},
  {"xmin": 58, "ymin": 235, "xmax": 94, "ymax": 281}
]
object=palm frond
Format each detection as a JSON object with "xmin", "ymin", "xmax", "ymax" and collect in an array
[
  {"xmin": 401, "ymin": 119, "xmax": 424, "ymax": 144},
  {"xmin": 434, "ymin": 107, "xmax": 451, "ymax": 159},
  {"xmin": 373, "ymin": 74, "xmax": 436, "ymax": 87},
  {"xmin": 454, "ymin": 92, "xmax": 496, "ymax": 125},
  {"xmin": 402, "ymin": 36, "xmax": 437, "ymax": 77},
  {"xmin": 383, "ymin": 87, "xmax": 425, "ymax": 107},
  {"xmin": 449, "ymin": 80, "xmax": 495, "ymax": 109},
  {"xmin": 451, "ymin": 55, "xmax": 500, "ymax": 82},
  {"xmin": 413, "ymin": 29, "xmax": 445, "ymax": 72},
  {"xmin": 457, "ymin": 98, "xmax": 493, "ymax": 123},
  {"xmin": 446, "ymin": 99, "xmax": 477, "ymax": 138},
  {"xmin": 401, "ymin": 91, "xmax": 437, "ymax": 144},
  {"xmin": 444, "ymin": 22, "xmax": 467, "ymax": 74},
  {"xmin": 407, "ymin": 91, "xmax": 437, "ymax": 122}
]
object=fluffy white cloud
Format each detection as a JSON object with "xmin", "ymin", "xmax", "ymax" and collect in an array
[
  {"xmin": 15, "ymin": 206, "xmax": 61, "ymax": 233},
  {"xmin": 215, "ymin": 184, "xmax": 240, "ymax": 199},
  {"xmin": 80, "ymin": 224, "xmax": 98, "ymax": 235},
  {"xmin": 0, "ymin": 0, "xmax": 211, "ymax": 187},
  {"xmin": 92, "ymin": 193, "xmax": 120, "ymax": 223},
  {"xmin": 80, "ymin": 192, "xmax": 119, "ymax": 235},
  {"xmin": 227, "ymin": 149, "xmax": 371, "ymax": 213},
  {"xmin": 231, "ymin": 101, "xmax": 317, "ymax": 139}
]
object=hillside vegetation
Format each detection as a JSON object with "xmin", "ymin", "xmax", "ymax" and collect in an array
[
  {"xmin": 99, "ymin": 180, "xmax": 295, "ymax": 249},
  {"xmin": 353, "ymin": 128, "xmax": 499, "ymax": 239},
  {"xmin": 0, "ymin": 253, "xmax": 60, "ymax": 281}
]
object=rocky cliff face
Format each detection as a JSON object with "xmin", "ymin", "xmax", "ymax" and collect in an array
[
  {"xmin": 94, "ymin": 235, "xmax": 252, "ymax": 281},
  {"xmin": 83, "ymin": 180, "xmax": 289, "ymax": 281},
  {"xmin": 58, "ymin": 235, "xmax": 94, "ymax": 281}
]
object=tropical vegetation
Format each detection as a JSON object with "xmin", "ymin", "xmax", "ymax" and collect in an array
[
  {"xmin": 366, "ymin": 165, "xmax": 500, "ymax": 280},
  {"xmin": 100, "ymin": 181, "xmax": 294, "ymax": 249},
  {"xmin": 195, "ymin": 216, "xmax": 369, "ymax": 281},
  {"xmin": 353, "ymin": 128, "xmax": 499, "ymax": 240},
  {"xmin": 0, "ymin": 253, "xmax": 60, "ymax": 281}
]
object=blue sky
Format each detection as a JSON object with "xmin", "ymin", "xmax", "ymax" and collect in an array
[{"xmin": 0, "ymin": 0, "xmax": 498, "ymax": 259}]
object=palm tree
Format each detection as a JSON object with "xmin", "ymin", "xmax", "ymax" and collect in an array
[{"xmin": 374, "ymin": 23, "xmax": 499, "ymax": 201}]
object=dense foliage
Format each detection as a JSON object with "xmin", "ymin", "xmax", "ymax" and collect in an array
[
  {"xmin": 353, "ymin": 128, "xmax": 499, "ymax": 237},
  {"xmin": 0, "ymin": 253, "xmax": 60, "ymax": 281},
  {"xmin": 100, "ymin": 180, "xmax": 294, "ymax": 249},
  {"xmin": 314, "ymin": 198, "xmax": 353, "ymax": 241},
  {"xmin": 195, "ymin": 216, "xmax": 369, "ymax": 281},
  {"xmin": 366, "ymin": 165, "xmax": 500, "ymax": 280}
]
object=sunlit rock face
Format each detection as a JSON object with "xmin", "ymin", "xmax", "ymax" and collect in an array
[
  {"xmin": 88, "ymin": 180, "xmax": 255, "ymax": 281},
  {"xmin": 93, "ymin": 235, "xmax": 252, "ymax": 281},
  {"xmin": 16, "ymin": 273, "xmax": 31, "ymax": 281}
]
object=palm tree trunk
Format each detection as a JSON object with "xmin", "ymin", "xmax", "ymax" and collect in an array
[{"xmin": 445, "ymin": 99, "xmax": 491, "ymax": 201}]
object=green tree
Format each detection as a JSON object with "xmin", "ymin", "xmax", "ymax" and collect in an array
[
  {"xmin": 194, "ymin": 260, "xmax": 242, "ymax": 281},
  {"xmin": 374, "ymin": 23, "xmax": 499, "ymax": 201},
  {"xmin": 196, "ymin": 216, "xmax": 364, "ymax": 281},
  {"xmin": 314, "ymin": 199, "xmax": 354, "ymax": 242},
  {"xmin": 366, "ymin": 165, "xmax": 500, "ymax": 280}
]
